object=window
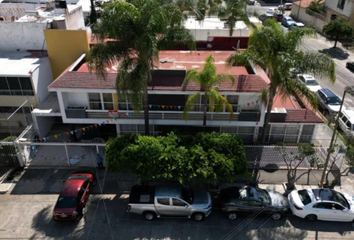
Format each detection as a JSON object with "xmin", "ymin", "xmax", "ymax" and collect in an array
[
  {"xmin": 248, "ymin": 201, "xmax": 263, "ymax": 207},
  {"xmin": 173, "ymin": 198, "xmax": 186, "ymax": 207},
  {"xmin": 19, "ymin": 77, "xmax": 33, "ymax": 95},
  {"xmin": 103, "ymin": 93, "xmax": 114, "ymax": 110},
  {"xmin": 81, "ymin": 181, "xmax": 89, "ymax": 191},
  {"xmin": 157, "ymin": 198, "xmax": 170, "ymax": 205},
  {"xmin": 341, "ymin": 115, "xmax": 348, "ymax": 124},
  {"xmin": 7, "ymin": 77, "xmax": 21, "ymax": 95},
  {"xmin": 89, "ymin": 93, "xmax": 102, "ymax": 110},
  {"xmin": 299, "ymin": 76, "xmax": 305, "ymax": 83},
  {"xmin": 313, "ymin": 202, "xmax": 332, "ymax": 209},
  {"xmin": 337, "ymin": 0, "xmax": 346, "ymax": 9},
  {"xmin": 0, "ymin": 77, "xmax": 9, "ymax": 94},
  {"xmin": 0, "ymin": 77, "xmax": 33, "ymax": 96},
  {"xmin": 333, "ymin": 203, "xmax": 344, "ymax": 210},
  {"xmin": 298, "ymin": 190, "xmax": 312, "ymax": 205}
]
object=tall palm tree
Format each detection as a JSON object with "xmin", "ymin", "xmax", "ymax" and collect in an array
[
  {"xmin": 183, "ymin": 54, "xmax": 235, "ymax": 126},
  {"xmin": 227, "ymin": 20, "xmax": 335, "ymax": 144},
  {"xmin": 88, "ymin": 0, "xmax": 194, "ymax": 135},
  {"xmin": 217, "ymin": 0, "xmax": 250, "ymax": 36}
]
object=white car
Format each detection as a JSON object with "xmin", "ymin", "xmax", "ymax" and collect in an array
[
  {"xmin": 297, "ymin": 74, "xmax": 321, "ymax": 92},
  {"xmin": 267, "ymin": 8, "xmax": 276, "ymax": 14},
  {"xmin": 288, "ymin": 188, "xmax": 354, "ymax": 222}
]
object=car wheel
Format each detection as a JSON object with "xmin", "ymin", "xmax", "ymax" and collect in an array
[
  {"xmin": 305, "ymin": 214, "xmax": 317, "ymax": 222},
  {"xmin": 227, "ymin": 212, "xmax": 237, "ymax": 220},
  {"xmin": 192, "ymin": 212, "xmax": 205, "ymax": 221},
  {"xmin": 271, "ymin": 213, "xmax": 281, "ymax": 220},
  {"xmin": 143, "ymin": 211, "xmax": 156, "ymax": 221}
]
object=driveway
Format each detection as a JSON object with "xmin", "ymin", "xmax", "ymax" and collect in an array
[{"xmin": 0, "ymin": 168, "xmax": 354, "ymax": 240}]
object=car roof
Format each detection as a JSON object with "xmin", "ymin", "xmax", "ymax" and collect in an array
[
  {"xmin": 155, "ymin": 184, "xmax": 182, "ymax": 198},
  {"xmin": 319, "ymin": 88, "xmax": 337, "ymax": 98},
  {"xmin": 295, "ymin": 22, "xmax": 305, "ymax": 26},
  {"xmin": 60, "ymin": 179, "xmax": 86, "ymax": 197},
  {"xmin": 302, "ymin": 74, "xmax": 315, "ymax": 80},
  {"xmin": 342, "ymin": 109, "xmax": 354, "ymax": 121},
  {"xmin": 284, "ymin": 16, "xmax": 293, "ymax": 20}
]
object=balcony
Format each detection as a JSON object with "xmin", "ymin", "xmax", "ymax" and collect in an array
[{"xmin": 66, "ymin": 107, "xmax": 87, "ymax": 118}]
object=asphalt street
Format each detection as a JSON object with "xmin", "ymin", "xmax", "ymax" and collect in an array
[{"xmin": 248, "ymin": 4, "xmax": 354, "ymax": 108}]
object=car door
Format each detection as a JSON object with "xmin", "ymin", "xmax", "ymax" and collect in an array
[
  {"xmin": 172, "ymin": 198, "xmax": 191, "ymax": 216},
  {"xmin": 77, "ymin": 188, "xmax": 85, "ymax": 211},
  {"xmin": 331, "ymin": 203, "xmax": 352, "ymax": 221},
  {"xmin": 317, "ymin": 91, "xmax": 326, "ymax": 109},
  {"xmin": 312, "ymin": 202, "xmax": 336, "ymax": 220},
  {"xmin": 155, "ymin": 197, "xmax": 174, "ymax": 216},
  {"xmin": 235, "ymin": 199, "xmax": 264, "ymax": 214},
  {"xmin": 82, "ymin": 181, "xmax": 90, "ymax": 203}
]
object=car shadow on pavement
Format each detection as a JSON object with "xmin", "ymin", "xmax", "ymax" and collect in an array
[{"xmin": 318, "ymin": 48, "xmax": 349, "ymax": 60}]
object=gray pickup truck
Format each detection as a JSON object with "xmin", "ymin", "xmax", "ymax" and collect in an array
[{"xmin": 127, "ymin": 184, "xmax": 212, "ymax": 221}]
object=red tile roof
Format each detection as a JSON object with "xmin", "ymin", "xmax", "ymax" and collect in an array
[
  {"xmin": 270, "ymin": 109, "xmax": 323, "ymax": 123},
  {"xmin": 293, "ymin": 0, "xmax": 322, "ymax": 8}
]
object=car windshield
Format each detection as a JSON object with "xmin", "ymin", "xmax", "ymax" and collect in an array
[
  {"xmin": 327, "ymin": 97, "xmax": 341, "ymax": 105},
  {"xmin": 181, "ymin": 187, "xmax": 193, "ymax": 204},
  {"xmin": 298, "ymin": 190, "xmax": 312, "ymax": 205},
  {"xmin": 56, "ymin": 197, "xmax": 77, "ymax": 208},
  {"xmin": 306, "ymin": 80, "xmax": 319, "ymax": 86},
  {"xmin": 332, "ymin": 191, "xmax": 349, "ymax": 209},
  {"xmin": 68, "ymin": 174, "xmax": 90, "ymax": 180},
  {"xmin": 248, "ymin": 187, "xmax": 271, "ymax": 204}
]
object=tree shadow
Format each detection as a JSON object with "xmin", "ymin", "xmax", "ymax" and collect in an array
[{"xmin": 318, "ymin": 48, "xmax": 349, "ymax": 60}]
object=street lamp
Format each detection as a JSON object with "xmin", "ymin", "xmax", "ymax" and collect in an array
[{"xmin": 319, "ymin": 86, "xmax": 354, "ymax": 188}]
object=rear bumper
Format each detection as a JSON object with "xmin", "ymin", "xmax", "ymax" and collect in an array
[{"xmin": 53, "ymin": 215, "xmax": 79, "ymax": 221}]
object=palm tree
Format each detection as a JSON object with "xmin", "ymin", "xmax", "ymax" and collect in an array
[
  {"xmin": 217, "ymin": 0, "xmax": 250, "ymax": 36},
  {"xmin": 88, "ymin": 0, "xmax": 194, "ymax": 135},
  {"xmin": 183, "ymin": 54, "xmax": 235, "ymax": 126},
  {"xmin": 227, "ymin": 20, "xmax": 335, "ymax": 144}
]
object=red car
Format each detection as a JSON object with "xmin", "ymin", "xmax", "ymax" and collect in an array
[{"xmin": 53, "ymin": 172, "xmax": 95, "ymax": 221}]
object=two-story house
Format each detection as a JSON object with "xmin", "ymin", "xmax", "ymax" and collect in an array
[{"xmin": 30, "ymin": 51, "xmax": 324, "ymax": 144}]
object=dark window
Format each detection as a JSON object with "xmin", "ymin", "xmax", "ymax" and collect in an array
[
  {"xmin": 299, "ymin": 76, "xmax": 305, "ymax": 83},
  {"xmin": 157, "ymin": 198, "xmax": 170, "ymax": 205},
  {"xmin": 19, "ymin": 77, "xmax": 33, "ymax": 95},
  {"xmin": 313, "ymin": 202, "xmax": 333, "ymax": 209},
  {"xmin": 248, "ymin": 201, "xmax": 263, "ymax": 206},
  {"xmin": 82, "ymin": 181, "xmax": 89, "ymax": 190},
  {"xmin": 346, "ymin": 121, "xmax": 351, "ymax": 129},
  {"xmin": 337, "ymin": 0, "xmax": 346, "ymax": 9},
  {"xmin": 341, "ymin": 115, "xmax": 348, "ymax": 123},
  {"xmin": 7, "ymin": 77, "xmax": 21, "ymax": 95},
  {"xmin": 298, "ymin": 190, "xmax": 312, "ymax": 205},
  {"xmin": 0, "ymin": 77, "xmax": 9, "ymax": 95},
  {"xmin": 89, "ymin": 93, "xmax": 102, "ymax": 110},
  {"xmin": 172, "ymin": 198, "xmax": 186, "ymax": 206},
  {"xmin": 56, "ymin": 197, "xmax": 77, "ymax": 208},
  {"xmin": 77, "ymin": 189, "xmax": 84, "ymax": 202},
  {"xmin": 333, "ymin": 203, "xmax": 344, "ymax": 210}
]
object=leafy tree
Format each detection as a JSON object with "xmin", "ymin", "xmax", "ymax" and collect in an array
[
  {"xmin": 227, "ymin": 20, "xmax": 335, "ymax": 144},
  {"xmin": 307, "ymin": 0, "xmax": 326, "ymax": 15},
  {"xmin": 183, "ymin": 54, "xmax": 235, "ymax": 126},
  {"xmin": 276, "ymin": 143, "xmax": 317, "ymax": 190},
  {"xmin": 323, "ymin": 18, "xmax": 353, "ymax": 48},
  {"xmin": 345, "ymin": 144, "xmax": 354, "ymax": 169},
  {"xmin": 105, "ymin": 132, "xmax": 248, "ymax": 183},
  {"xmin": 218, "ymin": 0, "xmax": 251, "ymax": 36},
  {"xmin": 89, "ymin": 0, "xmax": 195, "ymax": 135}
]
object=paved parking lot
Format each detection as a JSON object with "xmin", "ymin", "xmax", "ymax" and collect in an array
[{"xmin": 0, "ymin": 168, "xmax": 354, "ymax": 240}]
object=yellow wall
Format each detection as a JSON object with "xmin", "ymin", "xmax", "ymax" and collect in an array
[{"xmin": 44, "ymin": 30, "xmax": 90, "ymax": 79}]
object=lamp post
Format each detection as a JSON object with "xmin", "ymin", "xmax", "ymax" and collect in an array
[{"xmin": 319, "ymin": 86, "xmax": 354, "ymax": 188}]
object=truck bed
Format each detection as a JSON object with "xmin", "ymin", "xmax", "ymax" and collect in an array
[{"xmin": 129, "ymin": 185, "xmax": 155, "ymax": 204}]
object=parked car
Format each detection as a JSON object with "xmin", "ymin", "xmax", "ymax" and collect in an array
[
  {"xmin": 297, "ymin": 74, "xmax": 321, "ymax": 92},
  {"xmin": 259, "ymin": 14, "xmax": 275, "ymax": 23},
  {"xmin": 53, "ymin": 171, "xmax": 95, "ymax": 221},
  {"xmin": 289, "ymin": 22, "xmax": 305, "ymax": 30},
  {"xmin": 346, "ymin": 61, "xmax": 354, "ymax": 72},
  {"xmin": 220, "ymin": 186, "xmax": 289, "ymax": 220},
  {"xmin": 273, "ymin": 12, "xmax": 284, "ymax": 21},
  {"xmin": 267, "ymin": 8, "xmax": 276, "ymax": 14},
  {"xmin": 288, "ymin": 188, "xmax": 354, "ymax": 222},
  {"xmin": 284, "ymin": 3, "xmax": 293, "ymax": 10},
  {"xmin": 248, "ymin": 0, "xmax": 255, "ymax": 5},
  {"xmin": 316, "ymin": 89, "xmax": 342, "ymax": 116},
  {"xmin": 339, "ymin": 109, "xmax": 354, "ymax": 134},
  {"xmin": 127, "ymin": 184, "xmax": 212, "ymax": 221},
  {"xmin": 282, "ymin": 16, "xmax": 295, "ymax": 27}
]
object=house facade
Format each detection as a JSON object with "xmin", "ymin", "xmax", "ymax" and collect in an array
[{"xmin": 31, "ymin": 51, "xmax": 324, "ymax": 144}]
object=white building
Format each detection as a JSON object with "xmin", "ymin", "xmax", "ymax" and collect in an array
[{"xmin": 31, "ymin": 51, "xmax": 323, "ymax": 144}]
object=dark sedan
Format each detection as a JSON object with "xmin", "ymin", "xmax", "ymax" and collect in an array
[
  {"xmin": 220, "ymin": 186, "xmax": 289, "ymax": 220},
  {"xmin": 346, "ymin": 62, "xmax": 354, "ymax": 72},
  {"xmin": 273, "ymin": 12, "xmax": 284, "ymax": 22}
]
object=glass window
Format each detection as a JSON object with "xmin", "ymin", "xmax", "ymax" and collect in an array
[
  {"xmin": 173, "ymin": 198, "xmax": 186, "ymax": 206},
  {"xmin": 89, "ymin": 93, "xmax": 102, "ymax": 110},
  {"xmin": 298, "ymin": 190, "xmax": 312, "ymax": 205},
  {"xmin": 82, "ymin": 181, "xmax": 89, "ymax": 190},
  {"xmin": 0, "ymin": 77, "xmax": 9, "ymax": 95},
  {"xmin": 337, "ymin": 0, "xmax": 346, "ymax": 9},
  {"xmin": 19, "ymin": 77, "xmax": 34, "ymax": 95},
  {"xmin": 55, "ymin": 197, "xmax": 77, "ymax": 208},
  {"xmin": 327, "ymin": 97, "xmax": 341, "ymax": 105},
  {"xmin": 342, "ymin": 115, "xmax": 348, "ymax": 123},
  {"xmin": 157, "ymin": 198, "xmax": 170, "ymax": 205},
  {"xmin": 103, "ymin": 93, "xmax": 114, "ymax": 110},
  {"xmin": 7, "ymin": 77, "xmax": 22, "ymax": 95},
  {"xmin": 313, "ymin": 203, "xmax": 332, "ymax": 209}
]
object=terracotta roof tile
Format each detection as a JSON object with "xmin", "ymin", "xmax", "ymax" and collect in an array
[{"xmin": 270, "ymin": 109, "xmax": 323, "ymax": 123}]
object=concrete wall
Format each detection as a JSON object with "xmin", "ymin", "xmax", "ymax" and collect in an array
[
  {"xmin": 0, "ymin": 95, "xmax": 37, "ymax": 107},
  {"xmin": 238, "ymin": 95, "xmax": 261, "ymax": 111},
  {"xmin": 31, "ymin": 58, "xmax": 53, "ymax": 104},
  {"xmin": 0, "ymin": 22, "xmax": 47, "ymax": 51},
  {"xmin": 44, "ymin": 30, "xmax": 90, "ymax": 79},
  {"xmin": 291, "ymin": 5, "xmax": 327, "ymax": 32},
  {"xmin": 191, "ymin": 29, "xmax": 249, "ymax": 41},
  {"xmin": 65, "ymin": 6, "xmax": 85, "ymax": 30},
  {"xmin": 34, "ymin": 116, "xmax": 56, "ymax": 137},
  {"xmin": 67, "ymin": 92, "xmax": 89, "ymax": 107},
  {"xmin": 325, "ymin": 0, "xmax": 354, "ymax": 18}
]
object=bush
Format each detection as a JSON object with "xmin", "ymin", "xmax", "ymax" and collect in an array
[{"xmin": 105, "ymin": 132, "xmax": 248, "ymax": 183}]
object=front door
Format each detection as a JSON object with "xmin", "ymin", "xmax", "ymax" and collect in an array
[
  {"xmin": 155, "ymin": 198, "xmax": 174, "ymax": 216},
  {"xmin": 172, "ymin": 198, "xmax": 191, "ymax": 217}
]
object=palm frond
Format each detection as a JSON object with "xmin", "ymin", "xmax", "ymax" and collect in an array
[
  {"xmin": 184, "ymin": 69, "xmax": 201, "ymax": 87},
  {"xmin": 183, "ymin": 93, "xmax": 201, "ymax": 120},
  {"xmin": 214, "ymin": 73, "xmax": 235, "ymax": 86},
  {"xmin": 261, "ymin": 88, "xmax": 269, "ymax": 105},
  {"xmin": 292, "ymin": 80, "xmax": 318, "ymax": 109}
]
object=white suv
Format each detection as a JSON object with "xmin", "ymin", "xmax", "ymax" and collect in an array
[
  {"xmin": 297, "ymin": 74, "xmax": 321, "ymax": 92},
  {"xmin": 288, "ymin": 188, "xmax": 354, "ymax": 222}
]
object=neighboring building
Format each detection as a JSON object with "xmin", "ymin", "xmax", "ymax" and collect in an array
[
  {"xmin": 31, "ymin": 51, "xmax": 323, "ymax": 144},
  {"xmin": 0, "ymin": 51, "xmax": 53, "ymax": 138},
  {"xmin": 325, "ymin": 0, "xmax": 354, "ymax": 25},
  {"xmin": 0, "ymin": 0, "xmax": 85, "ymax": 51}
]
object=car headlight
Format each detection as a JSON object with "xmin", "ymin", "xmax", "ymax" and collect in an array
[{"xmin": 73, "ymin": 211, "xmax": 78, "ymax": 216}]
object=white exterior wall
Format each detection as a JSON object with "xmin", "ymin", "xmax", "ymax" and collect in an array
[
  {"xmin": 67, "ymin": 92, "xmax": 89, "ymax": 108},
  {"xmin": 191, "ymin": 29, "xmax": 249, "ymax": 41},
  {"xmin": 325, "ymin": 0, "xmax": 354, "ymax": 18},
  {"xmin": 0, "ymin": 22, "xmax": 47, "ymax": 51},
  {"xmin": 291, "ymin": 5, "xmax": 327, "ymax": 32},
  {"xmin": 65, "ymin": 6, "xmax": 85, "ymax": 30},
  {"xmin": 31, "ymin": 58, "xmax": 53, "ymax": 104},
  {"xmin": 238, "ymin": 95, "xmax": 261, "ymax": 111},
  {"xmin": 33, "ymin": 116, "xmax": 56, "ymax": 137}
]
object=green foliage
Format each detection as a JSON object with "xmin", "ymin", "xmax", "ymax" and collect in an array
[
  {"xmin": 307, "ymin": 0, "xmax": 326, "ymax": 15},
  {"xmin": 345, "ymin": 145, "xmax": 354, "ymax": 168},
  {"xmin": 323, "ymin": 18, "xmax": 353, "ymax": 48},
  {"xmin": 105, "ymin": 132, "xmax": 248, "ymax": 183}
]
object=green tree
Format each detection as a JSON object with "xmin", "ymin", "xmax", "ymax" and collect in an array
[
  {"xmin": 323, "ymin": 18, "xmax": 353, "ymax": 48},
  {"xmin": 227, "ymin": 20, "xmax": 335, "ymax": 144},
  {"xmin": 307, "ymin": 0, "xmax": 326, "ymax": 15},
  {"xmin": 89, "ymin": 0, "xmax": 194, "ymax": 135},
  {"xmin": 276, "ymin": 143, "xmax": 317, "ymax": 190},
  {"xmin": 345, "ymin": 145, "xmax": 354, "ymax": 169},
  {"xmin": 182, "ymin": 54, "xmax": 235, "ymax": 126},
  {"xmin": 217, "ymin": 0, "xmax": 250, "ymax": 36}
]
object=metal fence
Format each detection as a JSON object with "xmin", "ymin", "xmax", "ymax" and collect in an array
[{"xmin": 0, "ymin": 141, "xmax": 21, "ymax": 167}]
